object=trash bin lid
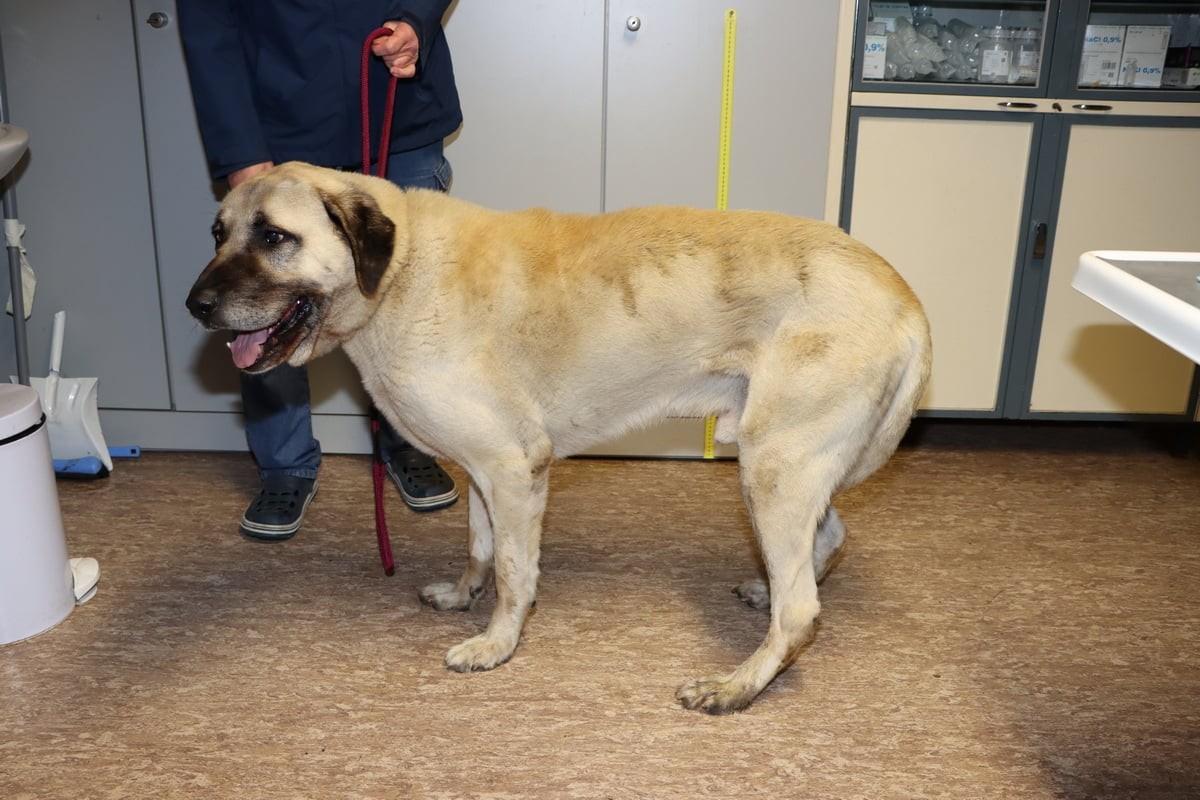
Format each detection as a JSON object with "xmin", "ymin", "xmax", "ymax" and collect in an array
[{"xmin": 0, "ymin": 383, "xmax": 44, "ymax": 441}]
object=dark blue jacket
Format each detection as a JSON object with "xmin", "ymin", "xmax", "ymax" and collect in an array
[{"xmin": 178, "ymin": 0, "xmax": 462, "ymax": 180}]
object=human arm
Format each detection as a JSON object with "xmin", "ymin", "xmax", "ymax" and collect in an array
[{"xmin": 176, "ymin": 0, "xmax": 273, "ymax": 182}]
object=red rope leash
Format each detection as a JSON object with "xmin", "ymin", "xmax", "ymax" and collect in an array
[
  {"xmin": 362, "ymin": 27, "xmax": 398, "ymax": 575},
  {"xmin": 370, "ymin": 408, "xmax": 394, "ymax": 576}
]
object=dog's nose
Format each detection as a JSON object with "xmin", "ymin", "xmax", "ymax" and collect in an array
[{"xmin": 186, "ymin": 287, "xmax": 219, "ymax": 320}]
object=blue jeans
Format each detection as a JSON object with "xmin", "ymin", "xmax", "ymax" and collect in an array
[{"xmin": 241, "ymin": 141, "xmax": 453, "ymax": 480}]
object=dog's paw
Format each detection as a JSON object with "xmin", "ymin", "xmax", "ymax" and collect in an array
[
  {"xmin": 445, "ymin": 634, "xmax": 516, "ymax": 673},
  {"xmin": 733, "ymin": 579, "xmax": 770, "ymax": 610},
  {"xmin": 676, "ymin": 676, "xmax": 759, "ymax": 715},
  {"xmin": 419, "ymin": 581, "xmax": 479, "ymax": 612}
]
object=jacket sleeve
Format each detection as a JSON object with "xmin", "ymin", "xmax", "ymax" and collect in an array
[
  {"xmin": 176, "ymin": 0, "xmax": 273, "ymax": 180},
  {"xmin": 386, "ymin": 1, "xmax": 455, "ymax": 66}
]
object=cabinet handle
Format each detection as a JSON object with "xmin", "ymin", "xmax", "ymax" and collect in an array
[
  {"xmin": 1032, "ymin": 222, "xmax": 1048, "ymax": 262},
  {"xmin": 1071, "ymin": 103, "xmax": 1113, "ymax": 112},
  {"xmin": 146, "ymin": 11, "xmax": 170, "ymax": 28},
  {"xmin": 626, "ymin": 16, "xmax": 642, "ymax": 32},
  {"xmin": 997, "ymin": 101, "xmax": 1038, "ymax": 109}
]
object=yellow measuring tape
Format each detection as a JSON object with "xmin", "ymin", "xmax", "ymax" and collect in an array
[
  {"xmin": 704, "ymin": 8, "xmax": 736, "ymax": 460},
  {"xmin": 716, "ymin": 8, "xmax": 737, "ymax": 213}
]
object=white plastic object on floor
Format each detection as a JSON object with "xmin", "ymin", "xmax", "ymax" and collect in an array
[
  {"xmin": 27, "ymin": 311, "xmax": 113, "ymax": 471},
  {"xmin": 70, "ymin": 557, "xmax": 99, "ymax": 604},
  {"xmin": 0, "ymin": 383, "xmax": 74, "ymax": 645}
]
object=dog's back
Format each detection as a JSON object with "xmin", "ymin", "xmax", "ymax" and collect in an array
[{"xmin": 385, "ymin": 192, "xmax": 930, "ymax": 463}]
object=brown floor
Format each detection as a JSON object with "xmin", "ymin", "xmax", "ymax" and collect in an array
[{"xmin": 2, "ymin": 421, "xmax": 1199, "ymax": 799}]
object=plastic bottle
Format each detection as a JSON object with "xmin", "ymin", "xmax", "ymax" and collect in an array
[
  {"xmin": 1011, "ymin": 28, "xmax": 1041, "ymax": 84},
  {"xmin": 935, "ymin": 60, "xmax": 958, "ymax": 81},
  {"xmin": 947, "ymin": 18, "xmax": 984, "ymax": 55},
  {"xmin": 977, "ymin": 26, "xmax": 1013, "ymax": 83},
  {"xmin": 945, "ymin": 18, "xmax": 971, "ymax": 37},
  {"xmin": 885, "ymin": 31, "xmax": 907, "ymax": 80},
  {"xmin": 939, "ymin": 30, "xmax": 959, "ymax": 55}
]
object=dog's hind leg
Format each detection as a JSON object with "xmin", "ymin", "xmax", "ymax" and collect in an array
[
  {"xmin": 734, "ymin": 506, "xmax": 846, "ymax": 610},
  {"xmin": 442, "ymin": 443, "xmax": 551, "ymax": 673},
  {"xmin": 677, "ymin": 430, "xmax": 842, "ymax": 713},
  {"xmin": 678, "ymin": 321, "xmax": 884, "ymax": 713},
  {"xmin": 420, "ymin": 483, "xmax": 494, "ymax": 611}
]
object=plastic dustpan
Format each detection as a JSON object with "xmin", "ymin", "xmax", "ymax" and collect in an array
[{"xmin": 25, "ymin": 310, "xmax": 113, "ymax": 472}]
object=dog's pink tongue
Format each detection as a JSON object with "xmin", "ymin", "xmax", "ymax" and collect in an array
[{"xmin": 229, "ymin": 329, "xmax": 269, "ymax": 369}]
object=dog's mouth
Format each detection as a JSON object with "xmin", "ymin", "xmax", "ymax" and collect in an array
[{"xmin": 227, "ymin": 296, "xmax": 315, "ymax": 371}]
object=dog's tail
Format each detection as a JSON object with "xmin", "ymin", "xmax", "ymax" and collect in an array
[{"xmin": 844, "ymin": 312, "xmax": 932, "ymax": 490}]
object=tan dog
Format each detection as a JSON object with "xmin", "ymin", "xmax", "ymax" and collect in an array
[{"xmin": 186, "ymin": 162, "xmax": 931, "ymax": 713}]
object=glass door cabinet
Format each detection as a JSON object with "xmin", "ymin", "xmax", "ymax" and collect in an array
[{"xmin": 843, "ymin": 0, "xmax": 1200, "ymax": 420}]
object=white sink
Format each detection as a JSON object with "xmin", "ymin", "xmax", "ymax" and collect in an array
[{"xmin": 0, "ymin": 123, "xmax": 30, "ymax": 179}]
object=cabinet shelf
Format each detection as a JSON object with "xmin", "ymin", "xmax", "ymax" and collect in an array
[{"xmin": 855, "ymin": 0, "xmax": 1200, "ymax": 99}]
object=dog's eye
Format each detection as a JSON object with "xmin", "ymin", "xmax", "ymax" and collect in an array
[
  {"xmin": 211, "ymin": 221, "xmax": 225, "ymax": 246},
  {"xmin": 263, "ymin": 229, "xmax": 288, "ymax": 246}
]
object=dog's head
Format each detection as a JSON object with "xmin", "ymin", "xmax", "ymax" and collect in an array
[{"xmin": 185, "ymin": 162, "xmax": 398, "ymax": 373}]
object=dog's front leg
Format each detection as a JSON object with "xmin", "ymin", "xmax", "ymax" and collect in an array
[
  {"xmin": 420, "ymin": 483, "xmax": 493, "ymax": 610},
  {"xmin": 443, "ymin": 458, "xmax": 549, "ymax": 673}
]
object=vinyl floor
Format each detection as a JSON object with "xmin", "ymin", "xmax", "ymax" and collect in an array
[{"xmin": 2, "ymin": 421, "xmax": 1198, "ymax": 799}]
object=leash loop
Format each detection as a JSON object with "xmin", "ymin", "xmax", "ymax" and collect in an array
[{"xmin": 361, "ymin": 26, "xmax": 400, "ymax": 178}]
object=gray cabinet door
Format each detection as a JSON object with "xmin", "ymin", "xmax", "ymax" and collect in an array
[
  {"xmin": 0, "ymin": 0, "xmax": 170, "ymax": 410},
  {"xmin": 444, "ymin": 0, "xmax": 604, "ymax": 214},
  {"xmin": 3, "ymin": 1, "xmax": 838, "ymax": 453},
  {"xmin": 605, "ymin": 0, "xmax": 837, "ymax": 218},
  {"xmin": 133, "ymin": 0, "xmax": 369, "ymax": 419}
]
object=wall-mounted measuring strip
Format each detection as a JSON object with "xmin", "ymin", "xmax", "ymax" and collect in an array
[
  {"xmin": 704, "ymin": 8, "xmax": 737, "ymax": 460},
  {"xmin": 715, "ymin": 8, "xmax": 737, "ymax": 214}
]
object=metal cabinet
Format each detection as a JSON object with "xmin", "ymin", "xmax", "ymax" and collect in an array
[
  {"xmin": 0, "ymin": 0, "xmax": 171, "ymax": 417},
  {"xmin": 1, "ymin": 1, "xmax": 841, "ymax": 454},
  {"xmin": 840, "ymin": 0, "xmax": 1200, "ymax": 419}
]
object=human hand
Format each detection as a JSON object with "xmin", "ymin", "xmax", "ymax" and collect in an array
[
  {"xmin": 372, "ymin": 21, "xmax": 420, "ymax": 78},
  {"xmin": 228, "ymin": 161, "xmax": 274, "ymax": 189}
]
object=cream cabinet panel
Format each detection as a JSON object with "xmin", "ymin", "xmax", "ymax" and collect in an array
[
  {"xmin": 1029, "ymin": 124, "xmax": 1200, "ymax": 415},
  {"xmin": 848, "ymin": 115, "xmax": 1033, "ymax": 412}
]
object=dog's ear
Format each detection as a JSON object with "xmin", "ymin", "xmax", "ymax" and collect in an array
[{"xmin": 320, "ymin": 188, "xmax": 396, "ymax": 296}]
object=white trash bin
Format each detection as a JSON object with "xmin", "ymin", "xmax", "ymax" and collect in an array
[{"xmin": 0, "ymin": 382, "xmax": 74, "ymax": 645}]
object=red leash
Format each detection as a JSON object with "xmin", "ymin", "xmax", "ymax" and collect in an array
[
  {"xmin": 369, "ymin": 409, "xmax": 394, "ymax": 576},
  {"xmin": 362, "ymin": 27, "xmax": 398, "ymax": 575}
]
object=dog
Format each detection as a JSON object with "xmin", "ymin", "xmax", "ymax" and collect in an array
[{"xmin": 186, "ymin": 162, "xmax": 931, "ymax": 713}]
